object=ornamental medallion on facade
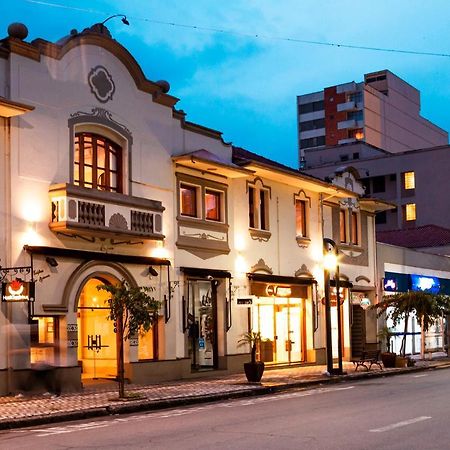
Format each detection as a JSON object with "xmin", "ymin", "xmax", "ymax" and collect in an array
[{"xmin": 88, "ymin": 65, "xmax": 115, "ymax": 103}]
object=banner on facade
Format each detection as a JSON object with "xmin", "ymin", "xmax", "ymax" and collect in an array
[{"xmin": 1, "ymin": 279, "xmax": 35, "ymax": 302}]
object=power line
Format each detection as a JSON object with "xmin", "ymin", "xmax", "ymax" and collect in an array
[{"xmin": 24, "ymin": 0, "xmax": 450, "ymax": 58}]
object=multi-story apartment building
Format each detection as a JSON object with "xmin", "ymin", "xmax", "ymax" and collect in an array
[
  {"xmin": 297, "ymin": 70, "xmax": 448, "ymax": 167},
  {"xmin": 303, "ymin": 142, "xmax": 450, "ymax": 244},
  {"xmin": 0, "ymin": 21, "xmax": 387, "ymax": 394}
]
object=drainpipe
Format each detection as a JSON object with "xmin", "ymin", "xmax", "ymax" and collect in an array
[
  {"xmin": 276, "ymin": 196, "xmax": 280, "ymax": 274},
  {"xmin": 2, "ymin": 116, "xmax": 12, "ymax": 393}
]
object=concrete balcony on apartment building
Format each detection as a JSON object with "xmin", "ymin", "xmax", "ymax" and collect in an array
[
  {"xmin": 49, "ymin": 183, "xmax": 165, "ymax": 242},
  {"xmin": 338, "ymin": 137, "xmax": 358, "ymax": 145},
  {"xmin": 337, "ymin": 119, "xmax": 364, "ymax": 130},
  {"xmin": 336, "ymin": 81, "xmax": 357, "ymax": 94},
  {"xmin": 337, "ymin": 101, "xmax": 362, "ymax": 112}
]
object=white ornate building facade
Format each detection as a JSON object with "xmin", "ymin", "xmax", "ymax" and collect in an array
[{"xmin": 0, "ymin": 22, "xmax": 387, "ymax": 394}]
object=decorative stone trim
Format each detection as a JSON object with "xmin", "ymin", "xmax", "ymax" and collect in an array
[
  {"xmin": 355, "ymin": 275, "xmax": 371, "ymax": 284},
  {"xmin": 294, "ymin": 264, "xmax": 313, "ymax": 278},
  {"xmin": 296, "ymin": 236, "xmax": 311, "ymax": 248},
  {"xmin": 250, "ymin": 259, "xmax": 273, "ymax": 274},
  {"xmin": 339, "ymin": 243, "xmax": 364, "ymax": 258},
  {"xmin": 249, "ymin": 229, "xmax": 271, "ymax": 242}
]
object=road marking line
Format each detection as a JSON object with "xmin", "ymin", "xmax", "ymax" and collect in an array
[
  {"xmin": 370, "ymin": 416, "xmax": 431, "ymax": 433},
  {"xmin": 413, "ymin": 374, "xmax": 428, "ymax": 378},
  {"xmin": 25, "ymin": 385, "xmax": 357, "ymax": 438}
]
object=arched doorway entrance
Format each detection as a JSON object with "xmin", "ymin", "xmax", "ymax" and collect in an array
[{"xmin": 77, "ymin": 276, "xmax": 118, "ymax": 380}]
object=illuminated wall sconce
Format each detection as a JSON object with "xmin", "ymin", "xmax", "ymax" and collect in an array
[{"xmin": 360, "ymin": 297, "xmax": 371, "ymax": 310}]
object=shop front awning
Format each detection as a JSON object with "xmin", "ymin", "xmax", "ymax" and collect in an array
[
  {"xmin": 180, "ymin": 267, "xmax": 232, "ymax": 279},
  {"xmin": 247, "ymin": 273, "xmax": 316, "ymax": 298},
  {"xmin": 24, "ymin": 245, "xmax": 171, "ymax": 266}
]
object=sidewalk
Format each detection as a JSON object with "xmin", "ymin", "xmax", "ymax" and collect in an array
[{"xmin": 1, "ymin": 355, "xmax": 449, "ymax": 430}]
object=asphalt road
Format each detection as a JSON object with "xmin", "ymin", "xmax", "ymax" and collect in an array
[{"xmin": 1, "ymin": 367, "xmax": 450, "ymax": 449}]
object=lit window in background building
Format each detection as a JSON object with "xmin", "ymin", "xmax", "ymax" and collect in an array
[
  {"xmin": 404, "ymin": 171, "xmax": 415, "ymax": 190},
  {"xmin": 405, "ymin": 203, "xmax": 416, "ymax": 221},
  {"xmin": 349, "ymin": 128, "xmax": 364, "ymax": 140}
]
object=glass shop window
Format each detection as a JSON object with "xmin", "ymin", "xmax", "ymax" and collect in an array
[{"xmin": 30, "ymin": 317, "xmax": 58, "ymax": 365}]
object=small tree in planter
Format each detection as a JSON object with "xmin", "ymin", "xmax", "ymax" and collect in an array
[
  {"xmin": 238, "ymin": 331, "xmax": 264, "ymax": 382},
  {"xmin": 97, "ymin": 281, "xmax": 160, "ymax": 398},
  {"xmin": 377, "ymin": 325, "xmax": 396, "ymax": 367}
]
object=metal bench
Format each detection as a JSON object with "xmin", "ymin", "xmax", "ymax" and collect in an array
[{"xmin": 351, "ymin": 349, "xmax": 383, "ymax": 371}]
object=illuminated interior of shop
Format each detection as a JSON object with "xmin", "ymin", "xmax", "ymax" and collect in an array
[
  {"xmin": 252, "ymin": 297, "xmax": 303, "ymax": 364},
  {"xmin": 77, "ymin": 277, "xmax": 117, "ymax": 379},
  {"xmin": 30, "ymin": 317, "xmax": 56, "ymax": 364}
]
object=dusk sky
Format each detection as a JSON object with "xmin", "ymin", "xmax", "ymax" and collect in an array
[{"xmin": 3, "ymin": 0, "xmax": 450, "ymax": 168}]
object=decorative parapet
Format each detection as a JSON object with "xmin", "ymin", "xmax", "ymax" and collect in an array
[{"xmin": 49, "ymin": 183, "xmax": 164, "ymax": 241}]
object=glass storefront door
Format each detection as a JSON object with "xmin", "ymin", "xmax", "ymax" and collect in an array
[
  {"xmin": 252, "ymin": 297, "xmax": 304, "ymax": 364},
  {"xmin": 188, "ymin": 280, "xmax": 217, "ymax": 369},
  {"xmin": 77, "ymin": 278, "xmax": 117, "ymax": 379}
]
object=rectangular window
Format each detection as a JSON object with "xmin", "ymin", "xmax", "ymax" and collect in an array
[
  {"xmin": 375, "ymin": 211, "xmax": 387, "ymax": 224},
  {"xmin": 180, "ymin": 184, "xmax": 198, "ymax": 217},
  {"xmin": 350, "ymin": 212, "xmax": 358, "ymax": 244},
  {"xmin": 404, "ymin": 171, "xmax": 415, "ymax": 190},
  {"xmin": 300, "ymin": 136, "xmax": 326, "ymax": 149},
  {"xmin": 299, "ymin": 118, "xmax": 325, "ymax": 132},
  {"xmin": 205, "ymin": 189, "xmax": 221, "ymax": 221},
  {"xmin": 248, "ymin": 186, "xmax": 255, "ymax": 228},
  {"xmin": 349, "ymin": 128, "xmax": 364, "ymax": 140},
  {"xmin": 348, "ymin": 92, "xmax": 363, "ymax": 103},
  {"xmin": 405, "ymin": 203, "xmax": 416, "ymax": 221},
  {"xmin": 372, "ymin": 176, "xmax": 386, "ymax": 193},
  {"xmin": 259, "ymin": 189, "xmax": 269, "ymax": 231},
  {"xmin": 298, "ymin": 100, "xmax": 324, "ymax": 115},
  {"xmin": 248, "ymin": 184, "xmax": 270, "ymax": 232},
  {"xmin": 138, "ymin": 319, "xmax": 158, "ymax": 360},
  {"xmin": 347, "ymin": 110, "xmax": 363, "ymax": 121},
  {"xmin": 340, "ymin": 210, "xmax": 347, "ymax": 243},
  {"xmin": 30, "ymin": 317, "xmax": 58, "ymax": 365},
  {"xmin": 295, "ymin": 200, "xmax": 307, "ymax": 237},
  {"xmin": 362, "ymin": 179, "xmax": 371, "ymax": 195}
]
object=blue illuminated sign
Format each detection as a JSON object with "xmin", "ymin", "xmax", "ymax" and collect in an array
[
  {"xmin": 410, "ymin": 274, "xmax": 440, "ymax": 294},
  {"xmin": 383, "ymin": 278, "xmax": 398, "ymax": 292}
]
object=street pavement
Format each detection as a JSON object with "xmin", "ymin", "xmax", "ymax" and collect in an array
[{"xmin": 0, "ymin": 354, "xmax": 449, "ymax": 430}]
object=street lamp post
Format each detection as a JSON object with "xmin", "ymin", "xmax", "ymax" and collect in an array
[{"xmin": 323, "ymin": 238, "xmax": 344, "ymax": 375}]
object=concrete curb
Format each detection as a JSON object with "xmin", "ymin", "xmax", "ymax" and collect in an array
[{"xmin": 1, "ymin": 362, "xmax": 449, "ymax": 430}]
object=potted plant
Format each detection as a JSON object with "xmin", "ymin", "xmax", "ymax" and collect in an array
[
  {"xmin": 377, "ymin": 325, "xmax": 396, "ymax": 368},
  {"xmin": 238, "ymin": 331, "xmax": 265, "ymax": 382}
]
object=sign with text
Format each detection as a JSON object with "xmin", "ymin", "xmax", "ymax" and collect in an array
[
  {"xmin": 237, "ymin": 297, "xmax": 253, "ymax": 306},
  {"xmin": 250, "ymin": 282, "xmax": 307, "ymax": 298},
  {"xmin": 2, "ymin": 280, "xmax": 35, "ymax": 302}
]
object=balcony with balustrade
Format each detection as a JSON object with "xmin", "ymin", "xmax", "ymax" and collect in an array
[{"xmin": 49, "ymin": 183, "xmax": 165, "ymax": 242}]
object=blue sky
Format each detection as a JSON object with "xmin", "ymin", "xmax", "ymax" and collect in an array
[{"xmin": 3, "ymin": 0, "xmax": 450, "ymax": 167}]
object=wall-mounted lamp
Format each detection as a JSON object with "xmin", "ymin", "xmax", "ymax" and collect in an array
[
  {"xmin": 360, "ymin": 297, "xmax": 371, "ymax": 310},
  {"xmin": 148, "ymin": 266, "xmax": 159, "ymax": 277},
  {"xmin": 46, "ymin": 257, "xmax": 58, "ymax": 268}
]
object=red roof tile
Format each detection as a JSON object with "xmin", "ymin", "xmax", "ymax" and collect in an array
[{"xmin": 377, "ymin": 225, "xmax": 450, "ymax": 248}]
